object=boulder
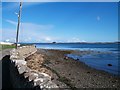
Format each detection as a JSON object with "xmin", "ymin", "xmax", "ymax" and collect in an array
[
  {"xmin": 18, "ymin": 65, "xmax": 27, "ymax": 74},
  {"xmin": 108, "ymin": 64, "xmax": 112, "ymax": 66}
]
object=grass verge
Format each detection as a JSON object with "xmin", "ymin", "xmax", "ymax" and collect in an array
[{"xmin": 0, "ymin": 44, "xmax": 15, "ymax": 50}]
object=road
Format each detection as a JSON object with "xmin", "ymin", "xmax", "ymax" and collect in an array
[{"xmin": 0, "ymin": 49, "xmax": 11, "ymax": 60}]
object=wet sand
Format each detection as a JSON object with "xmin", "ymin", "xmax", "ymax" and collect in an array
[{"xmin": 26, "ymin": 49, "xmax": 120, "ymax": 89}]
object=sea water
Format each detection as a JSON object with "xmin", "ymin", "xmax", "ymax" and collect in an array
[{"xmin": 35, "ymin": 43, "xmax": 119, "ymax": 75}]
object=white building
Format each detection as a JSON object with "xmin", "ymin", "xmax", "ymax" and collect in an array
[{"xmin": 0, "ymin": 42, "xmax": 14, "ymax": 45}]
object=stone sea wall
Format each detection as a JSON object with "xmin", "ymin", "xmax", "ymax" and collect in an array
[{"xmin": 9, "ymin": 45, "xmax": 58, "ymax": 89}]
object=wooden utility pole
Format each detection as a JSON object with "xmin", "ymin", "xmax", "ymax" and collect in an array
[{"xmin": 15, "ymin": 2, "xmax": 22, "ymax": 49}]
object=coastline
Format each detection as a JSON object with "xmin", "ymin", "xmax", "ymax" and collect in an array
[{"xmin": 25, "ymin": 49, "xmax": 120, "ymax": 88}]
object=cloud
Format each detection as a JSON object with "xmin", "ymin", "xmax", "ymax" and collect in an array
[
  {"xmin": 45, "ymin": 37, "xmax": 51, "ymax": 42},
  {"xmin": 22, "ymin": 23, "xmax": 54, "ymax": 31},
  {"xmin": 3, "ymin": 19, "xmax": 54, "ymax": 43},
  {"xmin": 66, "ymin": 37, "xmax": 81, "ymax": 42},
  {"xmin": 2, "ymin": 27, "xmax": 53, "ymax": 43},
  {"xmin": 72, "ymin": 37, "xmax": 81, "ymax": 42},
  {"xmin": 2, "ymin": 2, "xmax": 43, "ymax": 11},
  {"xmin": 97, "ymin": 16, "xmax": 100, "ymax": 21},
  {"xmin": 6, "ymin": 19, "xmax": 54, "ymax": 31},
  {"xmin": 2, "ymin": 28, "xmax": 16, "ymax": 42},
  {"xmin": 6, "ymin": 19, "xmax": 17, "ymax": 25},
  {"xmin": 66, "ymin": 37, "xmax": 86, "ymax": 42}
]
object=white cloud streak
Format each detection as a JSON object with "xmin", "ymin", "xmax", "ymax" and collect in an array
[
  {"xmin": 6, "ymin": 19, "xmax": 54, "ymax": 31},
  {"xmin": 2, "ymin": 2, "xmax": 44, "ymax": 11},
  {"xmin": 6, "ymin": 19, "xmax": 17, "ymax": 25},
  {"xmin": 66, "ymin": 37, "xmax": 86, "ymax": 43},
  {"xmin": 3, "ymin": 19, "xmax": 54, "ymax": 43}
]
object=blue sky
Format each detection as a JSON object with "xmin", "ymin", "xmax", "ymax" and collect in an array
[{"xmin": 2, "ymin": 2, "xmax": 118, "ymax": 43}]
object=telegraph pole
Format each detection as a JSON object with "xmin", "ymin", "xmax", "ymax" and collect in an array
[{"xmin": 15, "ymin": 2, "xmax": 22, "ymax": 49}]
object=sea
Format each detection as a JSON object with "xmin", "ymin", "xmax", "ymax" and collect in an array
[{"xmin": 33, "ymin": 43, "xmax": 119, "ymax": 76}]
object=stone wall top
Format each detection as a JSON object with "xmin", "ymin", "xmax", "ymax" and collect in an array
[{"xmin": 10, "ymin": 45, "xmax": 37, "ymax": 60}]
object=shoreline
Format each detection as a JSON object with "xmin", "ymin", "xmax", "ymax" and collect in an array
[
  {"xmin": 26, "ymin": 48, "xmax": 120, "ymax": 88},
  {"xmin": 37, "ymin": 48, "xmax": 119, "ymax": 76}
]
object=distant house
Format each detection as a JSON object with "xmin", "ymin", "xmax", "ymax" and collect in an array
[
  {"xmin": 0, "ymin": 42, "xmax": 14, "ymax": 45},
  {"xmin": 0, "ymin": 42, "xmax": 21, "ymax": 46}
]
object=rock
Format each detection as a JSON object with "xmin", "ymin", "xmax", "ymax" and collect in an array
[
  {"xmin": 28, "ymin": 73, "xmax": 39, "ymax": 81},
  {"xmin": 64, "ymin": 56, "xmax": 68, "ymax": 60},
  {"xmin": 41, "ymin": 81, "xmax": 59, "ymax": 89},
  {"xmin": 26, "ymin": 67, "xmax": 31, "ymax": 73},
  {"xmin": 76, "ymin": 58, "xmax": 79, "ymax": 60},
  {"xmin": 38, "ymin": 73, "xmax": 51, "ymax": 79},
  {"xmin": 87, "ymin": 71, "xmax": 90, "ymax": 73},
  {"xmin": 34, "ymin": 72, "xmax": 57, "ymax": 88},
  {"xmin": 34, "ymin": 77, "xmax": 49, "ymax": 86},
  {"xmin": 34, "ymin": 78, "xmax": 44, "ymax": 86},
  {"xmin": 108, "ymin": 64, "xmax": 112, "ymax": 66},
  {"xmin": 14, "ymin": 60, "xmax": 27, "ymax": 67},
  {"xmin": 24, "ymin": 72, "xmax": 31, "ymax": 78},
  {"xmin": 10, "ymin": 49, "xmax": 23, "ymax": 60},
  {"xmin": 18, "ymin": 65, "xmax": 27, "ymax": 74},
  {"xmin": 51, "ymin": 77, "xmax": 54, "ymax": 80}
]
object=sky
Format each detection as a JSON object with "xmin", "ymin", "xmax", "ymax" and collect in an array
[{"xmin": 1, "ymin": 2, "xmax": 118, "ymax": 43}]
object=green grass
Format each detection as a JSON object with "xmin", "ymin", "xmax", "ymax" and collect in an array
[{"xmin": 0, "ymin": 44, "xmax": 15, "ymax": 50}]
